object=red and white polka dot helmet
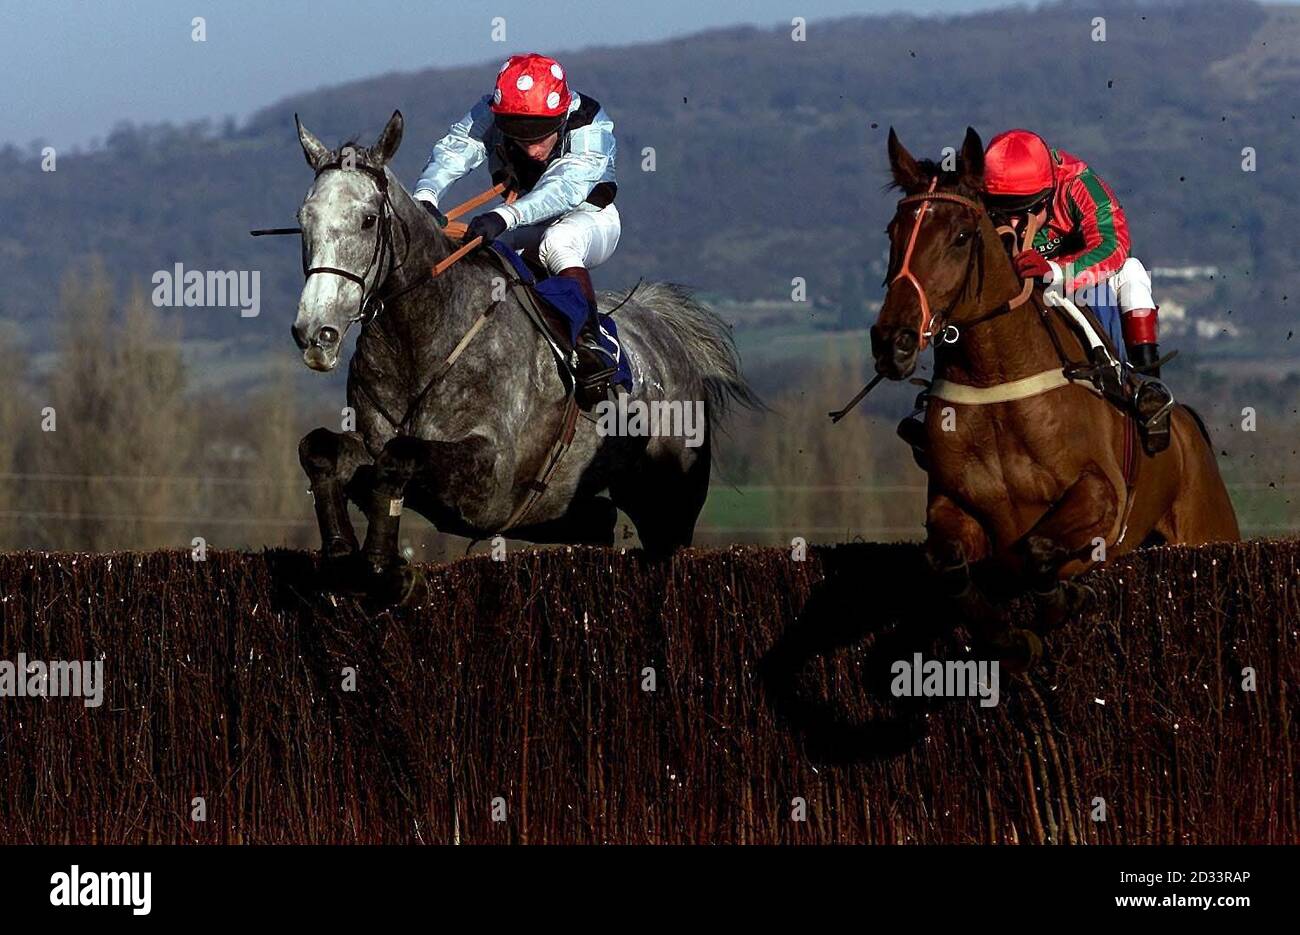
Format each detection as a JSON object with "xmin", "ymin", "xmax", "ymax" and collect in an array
[{"xmin": 491, "ymin": 53, "xmax": 572, "ymax": 140}]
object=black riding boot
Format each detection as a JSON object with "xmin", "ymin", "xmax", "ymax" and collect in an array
[
  {"xmin": 1128, "ymin": 342, "xmax": 1173, "ymax": 454},
  {"xmin": 1129, "ymin": 341, "xmax": 1162, "ymax": 379},
  {"xmin": 557, "ymin": 267, "xmax": 618, "ymax": 409}
]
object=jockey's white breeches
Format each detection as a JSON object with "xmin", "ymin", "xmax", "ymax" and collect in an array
[
  {"xmin": 502, "ymin": 202, "xmax": 621, "ymax": 274},
  {"xmin": 1111, "ymin": 256, "xmax": 1156, "ymax": 313}
]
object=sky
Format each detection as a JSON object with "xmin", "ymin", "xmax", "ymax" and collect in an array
[{"xmin": 1, "ymin": 0, "xmax": 1025, "ymax": 151}]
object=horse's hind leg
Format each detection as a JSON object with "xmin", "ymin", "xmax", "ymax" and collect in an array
[
  {"xmin": 611, "ymin": 432, "xmax": 711, "ymax": 558},
  {"xmin": 1154, "ymin": 408, "xmax": 1241, "ymax": 543},
  {"xmin": 299, "ymin": 427, "xmax": 371, "ymax": 564},
  {"xmin": 508, "ymin": 496, "xmax": 618, "ymax": 546}
]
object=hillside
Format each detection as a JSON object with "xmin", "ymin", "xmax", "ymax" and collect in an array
[
  {"xmin": 0, "ymin": 541, "xmax": 1295, "ymax": 843},
  {"xmin": 1, "ymin": 0, "xmax": 1297, "ymax": 359}
]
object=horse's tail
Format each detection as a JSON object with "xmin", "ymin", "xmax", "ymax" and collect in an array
[{"xmin": 615, "ymin": 282, "xmax": 762, "ymax": 426}]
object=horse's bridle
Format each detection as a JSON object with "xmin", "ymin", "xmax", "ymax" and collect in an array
[
  {"xmin": 889, "ymin": 178, "xmax": 987, "ymax": 350},
  {"xmin": 301, "ymin": 159, "xmax": 416, "ymax": 328},
  {"xmin": 890, "ymin": 177, "xmax": 1038, "ymax": 350}
]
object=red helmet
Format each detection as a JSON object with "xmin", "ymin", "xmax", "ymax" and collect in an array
[
  {"xmin": 983, "ymin": 129, "xmax": 1054, "ymax": 201},
  {"xmin": 491, "ymin": 53, "xmax": 572, "ymax": 141}
]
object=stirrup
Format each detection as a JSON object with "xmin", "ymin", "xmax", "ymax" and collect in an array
[
  {"xmin": 1133, "ymin": 379, "xmax": 1174, "ymax": 454},
  {"xmin": 1134, "ymin": 381, "xmax": 1174, "ymax": 423},
  {"xmin": 575, "ymin": 340, "xmax": 617, "ymax": 409}
]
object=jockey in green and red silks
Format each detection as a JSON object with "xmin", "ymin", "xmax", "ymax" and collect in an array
[{"xmin": 981, "ymin": 129, "xmax": 1163, "ymax": 377}]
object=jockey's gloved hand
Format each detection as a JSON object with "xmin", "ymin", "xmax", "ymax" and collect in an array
[
  {"xmin": 420, "ymin": 200, "xmax": 447, "ymax": 228},
  {"xmin": 466, "ymin": 212, "xmax": 507, "ymax": 247},
  {"xmin": 1012, "ymin": 249, "xmax": 1054, "ymax": 283}
]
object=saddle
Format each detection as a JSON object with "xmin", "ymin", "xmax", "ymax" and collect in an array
[
  {"xmin": 483, "ymin": 243, "xmax": 634, "ymax": 407},
  {"xmin": 483, "ymin": 245, "xmax": 579, "ymax": 390}
]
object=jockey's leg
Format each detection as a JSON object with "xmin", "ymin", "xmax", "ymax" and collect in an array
[
  {"xmin": 538, "ymin": 204, "xmax": 622, "ymax": 403},
  {"xmin": 1114, "ymin": 257, "xmax": 1161, "ymax": 374},
  {"xmin": 1113, "ymin": 256, "xmax": 1172, "ymax": 453},
  {"xmin": 538, "ymin": 202, "xmax": 621, "ymax": 292}
]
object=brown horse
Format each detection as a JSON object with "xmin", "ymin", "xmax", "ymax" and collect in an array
[{"xmin": 870, "ymin": 127, "xmax": 1239, "ymax": 664}]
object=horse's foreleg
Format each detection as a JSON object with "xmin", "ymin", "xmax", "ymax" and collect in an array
[
  {"xmin": 927, "ymin": 494, "xmax": 1042, "ymax": 669},
  {"xmin": 299, "ymin": 427, "xmax": 370, "ymax": 561},
  {"xmin": 1014, "ymin": 468, "xmax": 1116, "ymax": 630},
  {"xmin": 925, "ymin": 495, "xmax": 997, "ymax": 627},
  {"xmin": 358, "ymin": 434, "xmax": 497, "ymax": 604},
  {"xmin": 359, "ymin": 435, "xmax": 435, "ymax": 576}
]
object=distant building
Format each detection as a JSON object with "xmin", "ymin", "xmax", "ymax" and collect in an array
[{"xmin": 1151, "ymin": 265, "xmax": 1220, "ymax": 280}]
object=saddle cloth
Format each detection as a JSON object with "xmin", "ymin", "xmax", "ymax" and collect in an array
[{"xmin": 489, "ymin": 242, "xmax": 633, "ymax": 392}]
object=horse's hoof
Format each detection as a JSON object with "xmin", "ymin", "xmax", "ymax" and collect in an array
[
  {"xmin": 997, "ymin": 628, "xmax": 1042, "ymax": 674},
  {"xmin": 320, "ymin": 551, "xmax": 369, "ymax": 594},
  {"xmin": 1032, "ymin": 580, "xmax": 1095, "ymax": 633},
  {"xmin": 1064, "ymin": 581, "xmax": 1096, "ymax": 616},
  {"xmin": 364, "ymin": 560, "xmax": 421, "ymax": 608}
]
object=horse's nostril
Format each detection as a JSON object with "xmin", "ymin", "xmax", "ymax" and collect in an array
[
  {"xmin": 895, "ymin": 330, "xmax": 918, "ymax": 354},
  {"xmin": 870, "ymin": 325, "xmax": 889, "ymax": 359},
  {"xmin": 291, "ymin": 323, "xmax": 308, "ymax": 349},
  {"xmin": 317, "ymin": 326, "xmax": 339, "ymax": 346}
]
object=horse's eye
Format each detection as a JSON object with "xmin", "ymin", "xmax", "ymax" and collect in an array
[
  {"xmin": 361, "ymin": 214, "xmax": 378, "ymax": 230},
  {"xmin": 954, "ymin": 230, "xmax": 973, "ymax": 246}
]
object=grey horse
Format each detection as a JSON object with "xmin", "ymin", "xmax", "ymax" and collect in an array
[{"xmin": 291, "ymin": 111, "xmax": 756, "ymax": 600}]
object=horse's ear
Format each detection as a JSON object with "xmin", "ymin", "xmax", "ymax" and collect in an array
[
  {"xmin": 887, "ymin": 127, "xmax": 926, "ymax": 192},
  {"xmin": 959, "ymin": 126, "xmax": 984, "ymax": 188},
  {"xmin": 372, "ymin": 110, "xmax": 404, "ymax": 165},
  {"xmin": 296, "ymin": 114, "xmax": 331, "ymax": 171}
]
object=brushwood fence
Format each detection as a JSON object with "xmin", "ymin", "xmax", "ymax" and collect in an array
[{"xmin": 0, "ymin": 540, "xmax": 1295, "ymax": 844}]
